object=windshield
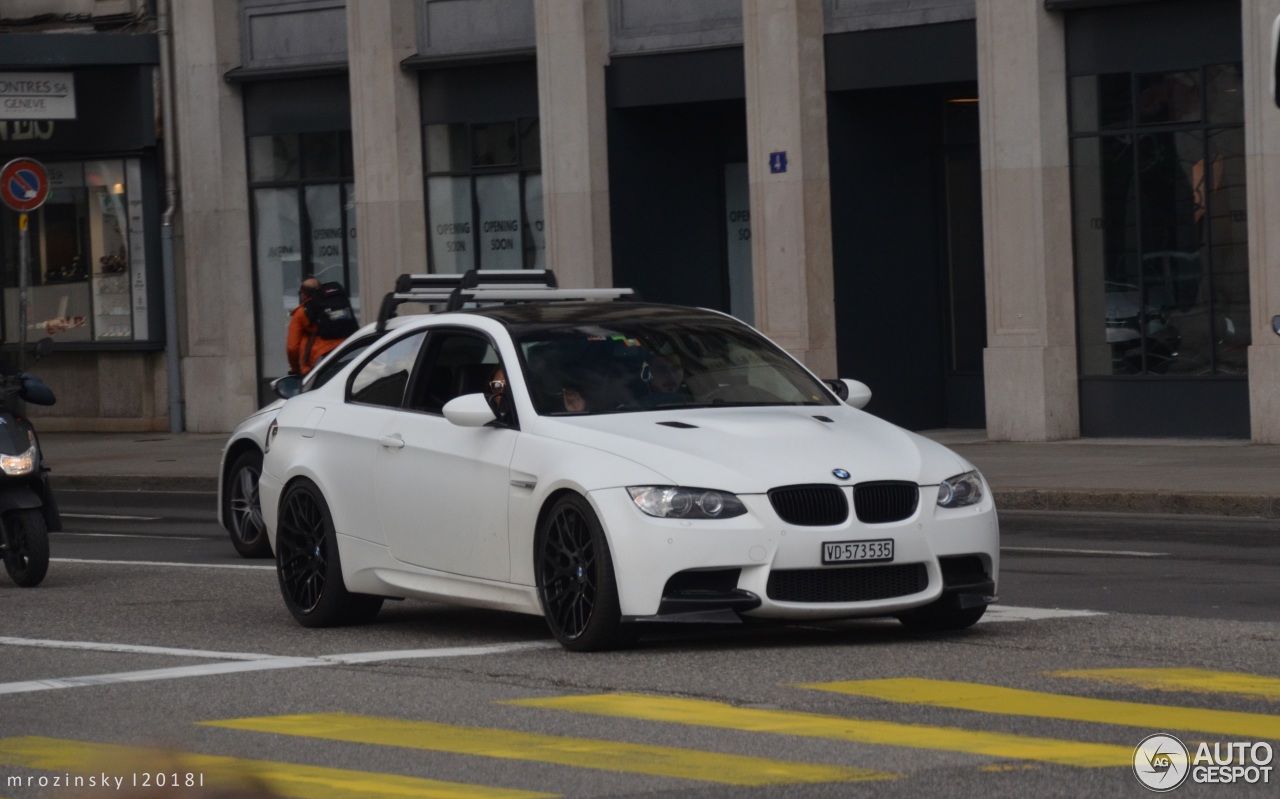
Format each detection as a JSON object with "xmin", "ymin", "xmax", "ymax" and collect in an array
[{"xmin": 512, "ymin": 314, "xmax": 835, "ymax": 415}]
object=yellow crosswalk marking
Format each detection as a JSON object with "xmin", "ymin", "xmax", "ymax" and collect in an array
[
  {"xmin": 202, "ymin": 712, "xmax": 891, "ymax": 786},
  {"xmin": 505, "ymin": 693, "xmax": 1132, "ymax": 767},
  {"xmin": 801, "ymin": 678, "xmax": 1280, "ymax": 740},
  {"xmin": 0, "ymin": 736, "xmax": 554, "ymax": 799},
  {"xmin": 1053, "ymin": 668, "xmax": 1280, "ymax": 701}
]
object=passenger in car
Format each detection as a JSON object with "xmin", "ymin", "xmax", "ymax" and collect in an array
[
  {"xmin": 487, "ymin": 365, "xmax": 506, "ymax": 410},
  {"xmin": 640, "ymin": 353, "xmax": 691, "ymax": 406}
]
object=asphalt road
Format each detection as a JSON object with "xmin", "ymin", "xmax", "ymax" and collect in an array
[{"xmin": 0, "ymin": 491, "xmax": 1276, "ymax": 798}]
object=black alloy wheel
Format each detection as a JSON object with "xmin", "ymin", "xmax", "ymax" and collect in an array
[
  {"xmin": 275, "ymin": 480, "xmax": 381, "ymax": 627},
  {"xmin": 536, "ymin": 494, "xmax": 632, "ymax": 651},
  {"xmin": 1, "ymin": 508, "xmax": 50, "ymax": 588},
  {"xmin": 226, "ymin": 449, "xmax": 271, "ymax": 558}
]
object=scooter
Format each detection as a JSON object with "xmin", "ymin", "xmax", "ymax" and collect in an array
[{"xmin": 0, "ymin": 337, "xmax": 59, "ymax": 587}]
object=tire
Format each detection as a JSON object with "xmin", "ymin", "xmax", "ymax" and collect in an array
[
  {"xmin": 274, "ymin": 479, "xmax": 382, "ymax": 627},
  {"xmin": 2, "ymin": 508, "xmax": 50, "ymax": 588},
  {"xmin": 535, "ymin": 493, "xmax": 634, "ymax": 652},
  {"xmin": 225, "ymin": 449, "xmax": 271, "ymax": 558},
  {"xmin": 896, "ymin": 601, "xmax": 986, "ymax": 632}
]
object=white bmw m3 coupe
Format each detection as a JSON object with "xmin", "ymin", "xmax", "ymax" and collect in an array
[{"xmin": 260, "ymin": 271, "xmax": 999, "ymax": 651}]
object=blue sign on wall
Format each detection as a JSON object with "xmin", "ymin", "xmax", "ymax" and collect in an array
[{"xmin": 769, "ymin": 151, "xmax": 788, "ymax": 174}]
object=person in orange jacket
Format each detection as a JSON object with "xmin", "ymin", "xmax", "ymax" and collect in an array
[{"xmin": 286, "ymin": 277, "xmax": 344, "ymax": 375}]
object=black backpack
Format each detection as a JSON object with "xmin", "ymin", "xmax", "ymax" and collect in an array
[{"xmin": 304, "ymin": 282, "xmax": 359, "ymax": 339}]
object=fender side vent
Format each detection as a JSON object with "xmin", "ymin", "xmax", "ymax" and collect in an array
[{"xmin": 657, "ymin": 421, "xmax": 698, "ymax": 428}]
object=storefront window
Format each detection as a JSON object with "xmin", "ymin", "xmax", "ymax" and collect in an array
[
  {"xmin": 248, "ymin": 132, "xmax": 356, "ymax": 382},
  {"xmin": 1070, "ymin": 64, "xmax": 1247, "ymax": 377},
  {"xmin": 0, "ymin": 158, "xmax": 147, "ymax": 343},
  {"xmin": 424, "ymin": 118, "xmax": 542, "ymax": 273}
]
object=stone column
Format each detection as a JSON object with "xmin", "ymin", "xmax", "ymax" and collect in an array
[
  {"xmin": 171, "ymin": 0, "xmax": 258, "ymax": 432},
  {"xmin": 348, "ymin": 0, "xmax": 426, "ymax": 310},
  {"xmin": 533, "ymin": 0, "xmax": 612, "ymax": 289},
  {"xmin": 1244, "ymin": 0, "xmax": 1280, "ymax": 442},
  {"xmin": 976, "ymin": 0, "xmax": 1079, "ymax": 440},
  {"xmin": 742, "ymin": 0, "xmax": 836, "ymax": 377}
]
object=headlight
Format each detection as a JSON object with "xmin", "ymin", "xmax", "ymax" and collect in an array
[
  {"xmin": 937, "ymin": 470, "xmax": 984, "ymax": 508},
  {"xmin": 627, "ymin": 486, "xmax": 747, "ymax": 519},
  {"xmin": 0, "ymin": 432, "xmax": 37, "ymax": 476}
]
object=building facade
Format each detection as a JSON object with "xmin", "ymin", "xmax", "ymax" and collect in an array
[{"xmin": 2, "ymin": 0, "xmax": 1278, "ymax": 441}]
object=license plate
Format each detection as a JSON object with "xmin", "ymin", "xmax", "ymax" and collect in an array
[{"xmin": 822, "ymin": 539, "xmax": 894, "ymax": 564}]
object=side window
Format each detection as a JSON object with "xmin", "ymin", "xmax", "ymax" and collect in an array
[
  {"xmin": 408, "ymin": 331, "xmax": 502, "ymax": 414},
  {"xmin": 348, "ymin": 331, "xmax": 427, "ymax": 408},
  {"xmin": 306, "ymin": 334, "xmax": 376, "ymax": 392}
]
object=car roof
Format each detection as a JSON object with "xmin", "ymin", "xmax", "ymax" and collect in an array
[
  {"xmin": 376, "ymin": 270, "xmax": 741, "ymax": 333},
  {"xmin": 457, "ymin": 301, "xmax": 734, "ymax": 327}
]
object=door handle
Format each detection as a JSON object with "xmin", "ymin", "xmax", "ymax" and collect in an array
[{"xmin": 379, "ymin": 434, "xmax": 405, "ymax": 449}]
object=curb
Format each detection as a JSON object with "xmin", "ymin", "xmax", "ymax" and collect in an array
[
  {"xmin": 56, "ymin": 475, "xmax": 219, "ymax": 493},
  {"xmin": 994, "ymin": 489, "xmax": 1280, "ymax": 519}
]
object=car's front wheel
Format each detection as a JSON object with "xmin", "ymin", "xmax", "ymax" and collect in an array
[
  {"xmin": 535, "ymin": 493, "xmax": 634, "ymax": 652},
  {"xmin": 275, "ymin": 479, "xmax": 383, "ymax": 627},
  {"xmin": 225, "ymin": 449, "xmax": 271, "ymax": 558}
]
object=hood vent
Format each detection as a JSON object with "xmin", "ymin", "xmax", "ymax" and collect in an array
[
  {"xmin": 768, "ymin": 484, "xmax": 849, "ymax": 526},
  {"xmin": 657, "ymin": 421, "xmax": 698, "ymax": 429}
]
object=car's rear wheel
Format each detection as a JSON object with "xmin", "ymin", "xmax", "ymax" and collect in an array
[
  {"xmin": 535, "ymin": 493, "xmax": 634, "ymax": 651},
  {"xmin": 896, "ymin": 601, "xmax": 986, "ymax": 632},
  {"xmin": 275, "ymin": 479, "xmax": 382, "ymax": 627},
  {"xmin": 225, "ymin": 449, "xmax": 271, "ymax": 558}
]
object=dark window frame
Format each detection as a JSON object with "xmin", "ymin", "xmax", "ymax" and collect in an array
[
  {"xmin": 1067, "ymin": 63, "xmax": 1246, "ymax": 378},
  {"xmin": 422, "ymin": 117, "xmax": 542, "ymax": 271}
]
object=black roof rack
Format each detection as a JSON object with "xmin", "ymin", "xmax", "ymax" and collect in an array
[{"xmin": 376, "ymin": 269, "xmax": 637, "ymax": 332}]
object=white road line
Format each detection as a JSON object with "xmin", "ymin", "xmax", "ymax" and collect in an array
[
  {"xmin": 0, "ymin": 658, "xmax": 326, "ymax": 695},
  {"xmin": 52, "ymin": 557, "xmax": 274, "ymax": 571},
  {"xmin": 60, "ymin": 513, "xmax": 161, "ymax": 521},
  {"xmin": 324, "ymin": 642, "xmax": 559, "ymax": 663},
  {"xmin": 53, "ymin": 532, "xmax": 203, "ymax": 541},
  {"xmin": 980, "ymin": 605, "xmax": 1105, "ymax": 623},
  {"xmin": 1002, "ymin": 546, "xmax": 1168, "ymax": 557},
  {"xmin": 0, "ymin": 639, "xmax": 556, "ymax": 696},
  {"xmin": 0, "ymin": 636, "xmax": 278, "ymax": 661}
]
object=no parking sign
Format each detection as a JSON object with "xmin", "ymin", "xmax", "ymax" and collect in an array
[{"xmin": 0, "ymin": 157, "xmax": 50, "ymax": 213}]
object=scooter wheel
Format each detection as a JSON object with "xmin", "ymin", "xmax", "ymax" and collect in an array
[{"xmin": 2, "ymin": 508, "xmax": 49, "ymax": 587}]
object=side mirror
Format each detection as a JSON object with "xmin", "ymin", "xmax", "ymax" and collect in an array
[
  {"xmin": 272, "ymin": 374, "xmax": 302, "ymax": 400},
  {"xmin": 1272, "ymin": 315, "xmax": 1280, "ymax": 336},
  {"xmin": 443, "ymin": 392, "xmax": 497, "ymax": 427},
  {"xmin": 827, "ymin": 378, "xmax": 871, "ymax": 409}
]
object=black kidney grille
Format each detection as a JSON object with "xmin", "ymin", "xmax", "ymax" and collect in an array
[
  {"xmin": 854, "ymin": 481, "xmax": 919, "ymax": 523},
  {"xmin": 767, "ymin": 484, "xmax": 849, "ymax": 526},
  {"xmin": 767, "ymin": 563, "xmax": 928, "ymax": 603}
]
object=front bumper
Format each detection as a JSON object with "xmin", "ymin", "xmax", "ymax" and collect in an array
[{"xmin": 589, "ymin": 485, "xmax": 999, "ymax": 621}]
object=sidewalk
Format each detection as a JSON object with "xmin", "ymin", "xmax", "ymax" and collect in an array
[{"xmin": 36, "ymin": 429, "xmax": 1280, "ymax": 519}]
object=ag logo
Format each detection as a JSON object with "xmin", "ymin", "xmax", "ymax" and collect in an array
[{"xmin": 1134, "ymin": 733, "xmax": 1190, "ymax": 792}]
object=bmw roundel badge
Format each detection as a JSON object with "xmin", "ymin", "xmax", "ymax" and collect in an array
[{"xmin": 832, "ymin": 468, "xmax": 851, "ymax": 480}]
